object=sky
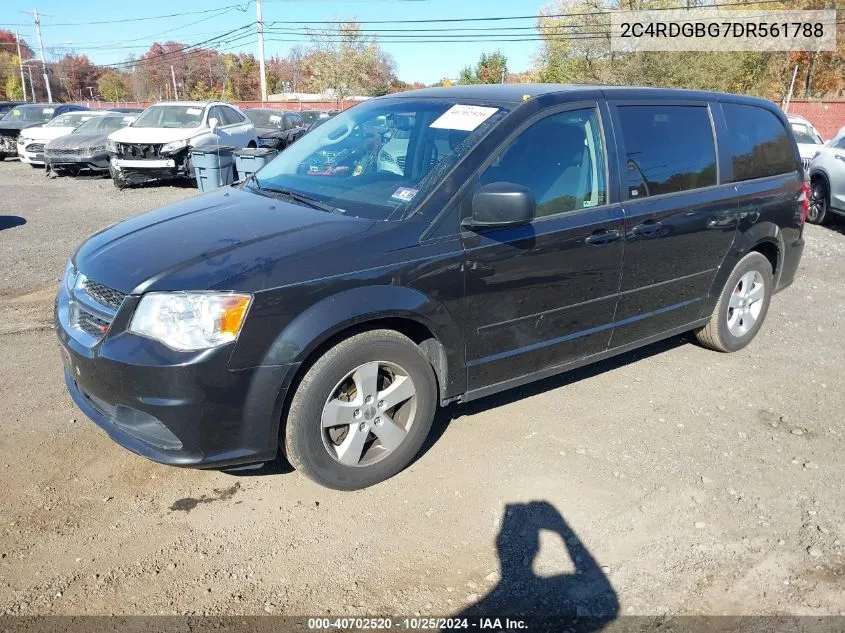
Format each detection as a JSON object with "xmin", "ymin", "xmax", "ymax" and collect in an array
[{"xmin": 2, "ymin": 0, "xmax": 546, "ymax": 85}]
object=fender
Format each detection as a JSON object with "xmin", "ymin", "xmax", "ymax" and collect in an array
[
  {"xmin": 699, "ymin": 220, "xmax": 783, "ymax": 318},
  {"xmin": 260, "ymin": 285, "xmax": 465, "ymax": 399}
]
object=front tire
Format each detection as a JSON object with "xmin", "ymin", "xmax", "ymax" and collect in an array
[
  {"xmin": 808, "ymin": 176, "xmax": 828, "ymax": 225},
  {"xmin": 285, "ymin": 330, "xmax": 437, "ymax": 490},
  {"xmin": 695, "ymin": 251, "xmax": 773, "ymax": 352}
]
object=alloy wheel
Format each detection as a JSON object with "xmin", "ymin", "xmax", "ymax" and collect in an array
[
  {"xmin": 320, "ymin": 361, "xmax": 417, "ymax": 467},
  {"xmin": 727, "ymin": 270, "xmax": 765, "ymax": 337}
]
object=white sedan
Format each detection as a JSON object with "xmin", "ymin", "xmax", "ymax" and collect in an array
[{"xmin": 17, "ymin": 111, "xmax": 107, "ymax": 166}]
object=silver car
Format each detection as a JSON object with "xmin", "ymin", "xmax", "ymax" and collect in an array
[{"xmin": 808, "ymin": 135, "xmax": 845, "ymax": 224}]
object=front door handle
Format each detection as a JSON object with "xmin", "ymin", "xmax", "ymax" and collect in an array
[
  {"xmin": 631, "ymin": 220, "xmax": 663, "ymax": 237},
  {"xmin": 585, "ymin": 229, "xmax": 621, "ymax": 245}
]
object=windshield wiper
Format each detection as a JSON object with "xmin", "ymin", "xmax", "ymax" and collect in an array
[{"xmin": 252, "ymin": 180, "xmax": 340, "ymax": 214}]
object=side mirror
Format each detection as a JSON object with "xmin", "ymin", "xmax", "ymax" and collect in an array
[
  {"xmin": 463, "ymin": 182, "xmax": 535, "ymax": 230},
  {"xmin": 208, "ymin": 117, "xmax": 218, "ymax": 131}
]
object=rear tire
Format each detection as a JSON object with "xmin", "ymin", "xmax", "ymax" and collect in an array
[
  {"xmin": 808, "ymin": 176, "xmax": 828, "ymax": 225},
  {"xmin": 695, "ymin": 251, "xmax": 773, "ymax": 352},
  {"xmin": 285, "ymin": 330, "xmax": 437, "ymax": 490}
]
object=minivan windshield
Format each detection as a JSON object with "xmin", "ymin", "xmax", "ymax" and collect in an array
[
  {"xmin": 1, "ymin": 104, "xmax": 56, "ymax": 123},
  {"xmin": 248, "ymin": 98, "xmax": 510, "ymax": 220},
  {"xmin": 132, "ymin": 105, "xmax": 205, "ymax": 129}
]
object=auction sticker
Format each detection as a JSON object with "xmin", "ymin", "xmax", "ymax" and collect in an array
[
  {"xmin": 430, "ymin": 104, "xmax": 498, "ymax": 132},
  {"xmin": 391, "ymin": 187, "xmax": 418, "ymax": 202}
]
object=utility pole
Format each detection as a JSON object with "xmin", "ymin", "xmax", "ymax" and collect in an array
[
  {"xmin": 783, "ymin": 64, "xmax": 799, "ymax": 113},
  {"xmin": 32, "ymin": 9, "xmax": 52, "ymax": 103},
  {"xmin": 171, "ymin": 65, "xmax": 179, "ymax": 100},
  {"xmin": 15, "ymin": 29, "xmax": 28, "ymax": 102},
  {"xmin": 256, "ymin": 0, "xmax": 268, "ymax": 103},
  {"xmin": 27, "ymin": 64, "xmax": 35, "ymax": 102}
]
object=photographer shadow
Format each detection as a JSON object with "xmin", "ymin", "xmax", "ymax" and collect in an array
[{"xmin": 452, "ymin": 501, "xmax": 618, "ymax": 632}]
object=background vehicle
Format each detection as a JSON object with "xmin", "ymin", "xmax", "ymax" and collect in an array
[
  {"xmin": 18, "ymin": 111, "xmax": 107, "ymax": 167},
  {"xmin": 304, "ymin": 113, "xmax": 337, "ymax": 134},
  {"xmin": 788, "ymin": 115, "xmax": 825, "ymax": 173},
  {"xmin": 808, "ymin": 134, "xmax": 845, "ymax": 224},
  {"xmin": 299, "ymin": 109, "xmax": 337, "ymax": 127},
  {"xmin": 0, "ymin": 101, "xmax": 24, "ymax": 116},
  {"xmin": 58, "ymin": 85, "xmax": 805, "ymax": 490},
  {"xmin": 244, "ymin": 108, "xmax": 307, "ymax": 149},
  {"xmin": 44, "ymin": 112, "xmax": 137, "ymax": 176},
  {"xmin": 106, "ymin": 101, "xmax": 258, "ymax": 188},
  {"xmin": 0, "ymin": 103, "xmax": 88, "ymax": 161}
]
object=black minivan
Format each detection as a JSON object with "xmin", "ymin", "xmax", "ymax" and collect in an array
[{"xmin": 57, "ymin": 85, "xmax": 806, "ymax": 489}]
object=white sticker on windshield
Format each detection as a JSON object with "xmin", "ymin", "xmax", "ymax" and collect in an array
[
  {"xmin": 269, "ymin": 114, "xmax": 282, "ymax": 123},
  {"xmin": 186, "ymin": 108, "xmax": 202, "ymax": 115},
  {"xmin": 429, "ymin": 105, "xmax": 498, "ymax": 132},
  {"xmin": 43, "ymin": 108, "xmax": 54, "ymax": 114}
]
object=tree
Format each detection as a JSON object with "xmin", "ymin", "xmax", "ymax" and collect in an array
[
  {"xmin": 98, "ymin": 70, "xmax": 130, "ymax": 102},
  {"xmin": 0, "ymin": 30, "xmax": 33, "ymax": 100},
  {"xmin": 459, "ymin": 51, "xmax": 508, "ymax": 85},
  {"xmin": 54, "ymin": 54, "xmax": 100, "ymax": 100}
]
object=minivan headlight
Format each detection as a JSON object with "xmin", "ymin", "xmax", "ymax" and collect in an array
[{"xmin": 129, "ymin": 292, "xmax": 252, "ymax": 351}]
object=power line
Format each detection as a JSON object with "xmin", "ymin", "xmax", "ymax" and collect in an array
[{"xmin": 3, "ymin": 3, "xmax": 255, "ymax": 27}]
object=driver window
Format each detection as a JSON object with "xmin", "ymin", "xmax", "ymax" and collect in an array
[{"xmin": 479, "ymin": 108, "xmax": 607, "ymax": 217}]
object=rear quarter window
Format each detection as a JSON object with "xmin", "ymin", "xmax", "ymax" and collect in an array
[
  {"xmin": 617, "ymin": 104, "xmax": 717, "ymax": 199},
  {"xmin": 722, "ymin": 103, "xmax": 797, "ymax": 182}
]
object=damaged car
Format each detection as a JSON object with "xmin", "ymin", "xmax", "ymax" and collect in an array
[
  {"xmin": 44, "ymin": 112, "xmax": 137, "ymax": 176},
  {"xmin": 244, "ymin": 108, "xmax": 306, "ymax": 150},
  {"xmin": 106, "ymin": 101, "xmax": 257, "ymax": 189},
  {"xmin": 18, "ymin": 110, "xmax": 106, "ymax": 167},
  {"xmin": 0, "ymin": 102, "xmax": 88, "ymax": 162}
]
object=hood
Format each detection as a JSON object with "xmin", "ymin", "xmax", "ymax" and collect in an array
[
  {"xmin": 73, "ymin": 186, "xmax": 374, "ymax": 294},
  {"xmin": 46, "ymin": 132, "xmax": 107, "ymax": 150},
  {"xmin": 108, "ymin": 126, "xmax": 206, "ymax": 144},
  {"xmin": 0, "ymin": 120, "xmax": 39, "ymax": 134},
  {"xmin": 20, "ymin": 126, "xmax": 76, "ymax": 142},
  {"xmin": 255, "ymin": 126, "xmax": 283, "ymax": 138},
  {"xmin": 796, "ymin": 143, "xmax": 822, "ymax": 159}
]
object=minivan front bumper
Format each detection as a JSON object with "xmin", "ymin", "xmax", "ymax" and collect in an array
[{"xmin": 56, "ymin": 285, "xmax": 295, "ymax": 469}]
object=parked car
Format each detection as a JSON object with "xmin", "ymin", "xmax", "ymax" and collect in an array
[
  {"xmin": 299, "ymin": 109, "xmax": 337, "ymax": 127},
  {"xmin": 105, "ymin": 101, "xmax": 258, "ymax": 188},
  {"xmin": 57, "ymin": 85, "xmax": 806, "ymax": 490},
  {"xmin": 44, "ymin": 112, "xmax": 137, "ymax": 176},
  {"xmin": 18, "ymin": 110, "xmax": 107, "ymax": 167},
  {"xmin": 788, "ymin": 115, "xmax": 825, "ymax": 173},
  {"xmin": 376, "ymin": 117, "xmax": 413, "ymax": 175},
  {"xmin": 304, "ymin": 113, "xmax": 337, "ymax": 134},
  {"xmin": 807, "ymin": 133, "xmax": 845, "ymax": 224},
  {"xmin": 244, "ymin": 108, "xmax": 307, "ymax": 150},
  {"xmin": 0, "ymin": 101, "xmax": 24, "ymax": 116},
  {"xmin": 0, "ymin": 102, "xmax": 88, "ymax": 161}
]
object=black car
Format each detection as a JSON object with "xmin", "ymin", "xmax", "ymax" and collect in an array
[
  {"xmin": 44, "ymin": 112, "xmax": 136, "ymax": 175},
  {"xmin": 0, "ymin": 101, "xmax": 24, "ymax": 116},
  {"xmin": 243, "ymin": 108, "xmax": 307, "ymax": 150},
  {"xmin": 57, "ymin": 85, "xmax": 806, "ymax": 490},
  {"xmin": 0, "ymin": 102, "xmax": 88, "ymax": 160},
  {"xmin": 300, "ymin": 109, "xmax": 337, "ymax": 127}
]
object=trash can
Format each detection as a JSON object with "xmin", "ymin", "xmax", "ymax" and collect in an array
[
  {"xmin": 233, "ymin": 148, "xmax": 278, "ymax": 182},
  {"xmin": 191, "ymin": 147, "xmax": 236, "ymax": 192}
]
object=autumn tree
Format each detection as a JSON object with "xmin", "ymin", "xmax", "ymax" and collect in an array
[
  {"xmin": 54, "ymin": 54, "xmax": 100, "ymax": 100},
  {"xmin": 459, "ymin": 51, "xmax": 508, "ymax": 85},
  {"xmin": 98, "ymin": 70, "xmax": 131, "ymax": 102},
  {"xmin": 0, "ymin": 30, "xmax": 34, "ymax": 100}
]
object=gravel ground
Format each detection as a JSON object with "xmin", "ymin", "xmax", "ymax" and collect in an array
[{"xmin": 0, "ymin": 159, "xmax": 844, "ymax": 619}]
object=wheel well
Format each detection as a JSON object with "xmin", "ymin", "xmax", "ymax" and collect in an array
[
  {"xmin": 277, "ymin": 318, "xmax": 448, "ymax": 440},
  {"xmin": 750, "ymin": 240, "xmax": 779, "ymax": 278},
  {"xmin": 810, "ymin": 172, "xmax": 830, "ymax": 200}
]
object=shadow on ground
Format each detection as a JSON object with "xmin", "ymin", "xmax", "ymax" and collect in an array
[
  {"xmin": 449, "ymin": 501, "xmax": 618, "ymax": 632},
  {"xmin": 0, "ymin": 216, "xmax": 26, "ymax": 231}
]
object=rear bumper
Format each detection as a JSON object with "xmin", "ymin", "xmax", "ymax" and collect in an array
[
  {"xmin": 776, "ymin": 233, "xmax": 804, "ymax": 292},
  {"xmin": 56, "ymin": 288, "xmax": 296, "ymax": 468}
]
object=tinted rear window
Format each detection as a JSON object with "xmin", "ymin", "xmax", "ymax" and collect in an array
[
  {"xmin": 722, "ymin": 103, "xmax": 796, "ymax": 182},
  {"xmin": 617, "ymin": 105, "xmax": 716, "ymax": 199}
]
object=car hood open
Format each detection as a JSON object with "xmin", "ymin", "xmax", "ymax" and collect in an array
[
  {"xmin": 73, "ymin": 186, "xmax": 374, "ymax": 294},
  {"xmin": 108, "ymin": 126, "xmax": 207, "ymax": 144}
]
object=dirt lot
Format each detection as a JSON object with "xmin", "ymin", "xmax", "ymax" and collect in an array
[{"xmin": 1, "ymin": 159, "xmax": 844, "ymax": 619}]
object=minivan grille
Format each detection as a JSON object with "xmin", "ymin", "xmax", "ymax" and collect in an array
[
  {"xmin": 76, "ymin": 310, "xmax": 110, "ymax": 339},
  {"xmin": 802, "ymin": 157, "xmax": 811, "ymax": 172},
  {"xmin": 82, "ymin": 279, "xmax": 126, "ymax": 312}
]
